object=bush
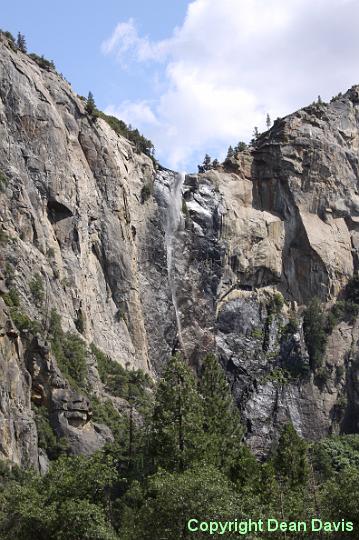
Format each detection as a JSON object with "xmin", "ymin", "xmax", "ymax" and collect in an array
[
  {"xmin": 4, "ymin": 262, "xmax": 15, "ymax": 285},
  {"xmin": 315, "ymin": 366, "xmax": 331, "ymax": 389},
  {"xmin": 91, "ymin": 344, "xmax": 128, "ymax": 397},
  {"xmin": 97, "ymin": 111, "xmax": 155, "ymax": 158},
  {"xmin": 34, "ymin": 405, "xmax": 69, "ymax": 460},
  {"xmin": 29, "ymin": 273, "xmax": 45, "ymax": 305},
  {"xmin": 9, "ymin": 307, "xmax": 41, "ymax": 335},
  {"xmin": 0, "ymin": 30, "xmax": 15, "ymax": 43},
  {"xmin": 235, "ymin": 141, "xmax": 248, "ymax": 152},
  {"xmin": 271, "ymin": 292, "xmax": 284, "ymax": 313},
  {"xmin": 303, "ymin": 298, "xmax": 327, "ymax": 370},
  {"xmin": 282, "ymin": 316, "xmax": 299, "ymax": 335},
  {"xmin": 345, "ymin": 274, "xmax": 359, "ymax": 304},
  {"xmin": 0, "ymin": 229, "xmax": 8, "ymax": 244},
  {"xmin": 49, "ymin": 309, "xmax": 87, "ymax": 389},
  {"xmin": 311, "ymin": 435, "xmax": 359, "ymax": 477},
  {"xmin": 91, "ymin": 344, "xmax": 152, "ymax": 415},
  {"xmin": 140, "ymin": 183, "xmax": 152, "ymax": 203},
  {"xmin": 0, "ymin": 171, "xmax": 8, "ymax": 191},
  {"xmin": 28, "ymin": 53, "xmax": 55, "ymax": 70},
  {"xmin": 91, "ymin": 397, "xmax": 125, "ymax": 442},
  {"xmin": 3, "ymin": 287, "xmax": 20, "ymax": 308}
]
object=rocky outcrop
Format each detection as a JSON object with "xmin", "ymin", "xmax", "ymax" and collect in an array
[{"xmin": 2, "ymin": 32, "xmax": 359, "ymax": 463}]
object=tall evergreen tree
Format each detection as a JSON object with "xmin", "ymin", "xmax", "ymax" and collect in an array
[
  {"xmin": 203, "ymin": 153, "xmax": 212, "ymax": 171},
  {"xmin": 266, "ymin": 113, "xmax": 271, "ymax": 128},
  {"xmin": 16, "ymin": 32, "xmax": 27, "ymax": 53},
  {"xmin": 303, "ymin": 297, "xmax": 327, "ymax": 370},
  {"xmin": 274, "ymin": 423, "xmax": 309, "ymax": 488},
  {"xmin": 226, "ymin": 146, "xmax": 234, "ymax": 160},
  {"xmin": 212, "ymin": 158, "xmax": 219, "ymax": 168},
  {"xmin": 199, "ymin": 354, "xmax": 242, "ymax": 473},
  {"xmin": 149, "ymin": 355, "xmax": 203, "ymax": 472},
  {"xmin": 85, "ymin": 91, "xmax": 96, "ymax": 116},
  {"xmin": 234, "ymin": 141, "xmax": 247, "ymax": 153}
]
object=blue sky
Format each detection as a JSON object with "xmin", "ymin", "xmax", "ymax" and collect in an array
[{"xmin": 2, "ymin": 0, "xmax": 359, "ymax": 171}]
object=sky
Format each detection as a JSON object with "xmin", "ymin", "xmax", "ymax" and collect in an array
[{"xmin": 2, "ymin": 0, "xmax": 359, "ymax": 171}]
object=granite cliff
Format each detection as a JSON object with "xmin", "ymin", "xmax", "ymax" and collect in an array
[{"xmin": 1, "ymin": 32, "xmax": 359, "ymax": 469}]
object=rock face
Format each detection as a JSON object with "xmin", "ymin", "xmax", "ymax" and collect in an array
[{"xmin": 1, "ymin": 33, "xmax": 359, "ymax": 464}]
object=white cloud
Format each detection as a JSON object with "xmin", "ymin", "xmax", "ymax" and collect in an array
[
  {"xmin": 102, "ymin": 0, "xmax": 359, "ymax": 170},
  {"xmin": 106, "ymin": 101, "xmax": 158, "ymax": 127}
]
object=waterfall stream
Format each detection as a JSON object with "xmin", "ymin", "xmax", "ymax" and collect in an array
[{"xmin": 165, "ymin": 171, "xmax": 186, "ymax": 353}]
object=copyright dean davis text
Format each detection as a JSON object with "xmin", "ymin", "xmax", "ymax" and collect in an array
[{"xmin": 187, "ymin": 518, "xmax": 354, "ymax": 535}]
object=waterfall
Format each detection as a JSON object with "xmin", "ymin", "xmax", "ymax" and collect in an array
[{"xmin": 165, "ymin": 171, "xmax": 186, "ymax": 352}]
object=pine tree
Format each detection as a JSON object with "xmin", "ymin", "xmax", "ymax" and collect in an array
[
  {"xmin": 16, "ymin": 32, "xmax": 27, "ymax": 53},
  {"xmin": 199, "ymin": 354, "xmax": 243, "ymax": 472},
  {"xmin": 274, "ymin": 423, "xmax": 309, "ymax": 488},
  {"xmin": 226, "ymin": 146, "xmax": 234, "ymax": 160},
  {"xmin": 149, "ymin": 355, "xmax": 204, "ymax": 472},
  {"xmin": 266, "ymin": 113, "xmax": 271, "ymax": 129},
  {"xmin": 317, "ymin": 95, "xmax": 323, "ymax": 104},
  {"xmin": 212, "ymin": 158, "xmax": 219, "ymax": 168},
  {"xmin": 85, "ymin": 91, "xmax": 96, "ymax": 116},
  {"xmin": 303, "ymin": 297, "xmax": 327, "ymax": 370},
  {"xmin": 235, "ymin": 141, "xmax": 247, "ymax": 153},
  {"xmin": 253, "ymin": 127, "xmax": 260, "ymax": 139},
  {"xmin": 203, "ymin": 154, "xmax": 212, "ymax": 171}
]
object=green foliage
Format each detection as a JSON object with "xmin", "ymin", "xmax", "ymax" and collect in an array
[
  {"xmin": 0, "ymin": 454, "xmax": 118, "ymax": 540},
  {"xmin": 326, "ymin": 276, "xmax": 359, "ymax": 333},
  {"xmin": 4, "ymin": 262, "xmax": 15, "ymax": 285},
  {"xmin": 303, "ymin": 297, "xmax": 327, "ymax": 370},
  {"xmin": 0, "ymin": 171, "xmax": 8, "ymax": 191},
  {"xmin": 92, "ymin": 344, "xmax": 128, "ymax": 397},
  {"xmin": 85, "ymin": 91, "xmax": 97, "ymax": 116},
  {"xmin": 97, "ymin": 111, "xmax": 155, "ymax": 157},
  {"xmin": 270, "ymin": 292, "xmax": 284, "ymax": 313},
  {"xmin": 46, "ymin": 247, "xmax": 55, "ymax": 259},
  {"xmin": 16, "ymin": 32, "xmax": 27, "ymax": 53},
  {"xmin": 3, "ymin": 287, "xmax": 41, "ymax": 335},
  {"xmin": 0, "ymin": 229, "xmax": 8, "ymax": 244},
  {"xmin": 0, "ymin": 30, "xmax": 15, "ymax": 43},
  {"xmin": 226, "ymin": 146, "xmax": 234, "ymax": 160},
  {"xmin": 311, "ymin": 435, "xmax": 359, "ymax": 476},
  {"xmin": 120, "ymin": 466, "xmax": 239, "ymax": 540},
  {"xmin": 49, "ymin": 309, "xmax": 87, "ymax": 389},
  {"xmin": 314, "ymin": 365, "xmax": 331, "ymax": 388},
  {"xmin": 9, "ymin": 306, "xmax": 41, "ymax": 336},
  {"xmin": 91, "ymin": 344, "xmax": 151, "ymax": 407},
  {"xmin": 321, "ymin": 467, "xmax": 359, "ymax": 535},
  {"xmin": 150, "ymin": 355, "xmax": 204, "ymax": 472},
  {"xmin": 140, "ymin": 183, "xmax": 152, "ymax": 203},
  {"xmin": 29, "ymin": 273, "xmax": 44, "ymax": 305},
  {"xmin": 199, "ymin": 354, "xmax": 243, "ymax": 474},
  {"xmin": 3, "ymin": 287, "xmax": 20, "ymax": 308},
  {"xmin": 274, "ymin": 423, "xmax": 309, "ymax": 488},
  {"xmin": 91, "ymin": 397, "xmax": 125, "ymax": 442},
  {"xmin": 263, "ymin": 367, "xmax": 289, "ymax": 384},
  {"xmin": 34, "ymin": 406, "xmax": 69, "ymax": 460},
  {"xmin": 282, "ymin": 316, "xmax": 299, "ymax": 335},
  {"xmin": 28, "ymin": 53, "xmax": 55, "ymax": 70},
  {"xmin": 75, "ymin": 309, "xmax": 85, "ymax": 334},
  {"xmin": 234, "ymin": 141, "xmax": 248, "ymax": 152},
  {"xmin": 251, "ymin": 327, "xmax": 263, "ymax": 339}
]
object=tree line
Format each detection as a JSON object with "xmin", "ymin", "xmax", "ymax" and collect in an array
[{"xmin": 0, "ymin": 353, "xmax": 358, "ymax": 539}]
